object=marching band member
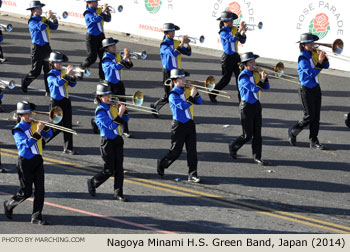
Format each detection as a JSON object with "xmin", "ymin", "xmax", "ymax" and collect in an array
[
  {"xmin": 0, "ymin": 29, "xmax": 7, "ymax": 63},
  {"xmin": 0, "ymin": 87, "xmax": 4, "ymax": 112},
  {"xmin": 80, "ymin": 0, "xmax": 111, "ymax": 80},
  {"xmin": 3, "ymin": 101, "xmax": 53, "ymax": 225},
  {"xmin": 91, "ymin": 37, "xmax": 133, "ymax": 137},
  {"xmin": 21, "ymin": 1, "xmax": 58, "ymax": 95},
  {"xmin": 157, "ymin": 69, "xmax": 202, "ymax": 183},
  {"xmin": 288, "ymin": 33, "xmax": 329, "ymax": 149},
  {"xmin": 209, "ymin": 11, "xmax": 246, "ymax": 103},
  {"xmin": 46, "ymin": 51, "xmax": 77, "ymax": 154},
  {"xmin": 228, "ymin": 52, "xmax": 269, "ymax": 165},
  {"xmin": 150, "ymin": 23, "xmax": 191, "ymax": 118},
  {"xmin": 87, "ymin": 82, "xmax": 128, "ymax": 201}
]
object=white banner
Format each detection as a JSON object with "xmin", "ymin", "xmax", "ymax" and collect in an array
[{"xmin": 1, "ymin": 0, "xmax": 349, "ymax": 72}]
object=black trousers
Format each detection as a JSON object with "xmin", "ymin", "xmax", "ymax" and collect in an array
[
  {"xmin": 47, "ymin": 98, "xmax": 73, "ymax": 150},
  {"xmin": 82, "ymin": 33, "xmax": 105, "ymax": 80},
  {"xmin": 290, "ymin": 85, "xmax": 322, "ymax": 142},
  {"xmin": 23, "ymin": 43, "xmax": 52, "ymax": 93},
  {"xmin": 92, "ymin": 136, "xmax": 124, "ymax": 192},
  {"xmin": 6, "ymin": 155, "xmax": 45, "ymax": 220},
  {"xmin": 230, "ymin": 101, "xmax": 262, "ymax": 159},
  {"xmin": 159, "ymin": 120, "xmax": 198, "ymax": 177},
  {"xmin": 209, "ymin": 52, "xmax": 241, "ymax": 101},
  {"xmin": 153, "ymin": 69, "xmax": 171, "ymax": 111}
]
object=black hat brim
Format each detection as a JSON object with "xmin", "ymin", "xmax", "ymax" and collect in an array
[
  {"xmin": 46, "ymin": 54, "xmax": 69, "ymax": 62},
  {"xmin": 26, "ymin": 3, "xmax": 45, "ymax": 10},
  {"xmin": 100, "ymin": 39, "xmax": 119, "ymax": 51},
  {"xmin": 241, "ymin": 54, "xmax": 259, "ymax": 63},
  {"xmin": 296, "ymin": 34, "xmax": 319, "ymax": 43}
]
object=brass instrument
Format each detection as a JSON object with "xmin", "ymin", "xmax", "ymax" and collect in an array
[
  {"xmin": 12, "ymin": 107, "xmax": 77, "ymax": 135},
  {"xmin": 254, "ymin": 62, "xmax": 300, "ymax": 85},
  {"xmin": 0, "ymin": 24, "xmax": 13, "ymax": 32},
  {"xmin": 119, "ymin": 50, "xmax": 147, "ymax": 60},
  {"xmin": 165, "ymin": 76, "xmax": 232, "ymax": 99},
  {"xmin": 99, "ymin": 5, "xmax": 123, "ymax": 13},
  {"xmin": 233, "ymin": 21, "xmax": 263, "ymax": 31},
  {"xmin": 62, "ymin": 66, "xmax": 91, "ymax": 77},
  {"xmin": 110, "ymin": 91, "xmax": 159, "ymax": 114},
  {"xmin": 43, "ymin": 11, "xmax": 68, "ymax": 22},
  {"xmin": 313, "ymin": 38, "xmax": 349, "ymax": 61},
  {"xmin": 0, "ymin": 79, "xmax": 15, "ymax": 90},
  {"xmin": 175, "ymin": 35, "xmax": 205, "ymax": 44}
]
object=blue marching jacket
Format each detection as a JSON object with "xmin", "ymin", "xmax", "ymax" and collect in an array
[
  {"xmin": 28, "ymin": 16, "xmax": 58, "ymax": 46},
  {"xmin": 102, "ymin": 52, "xmax": 133, "ymax": 85},
  {"xmin": 238, "ymin": 69, "xmax": 270, "ymax": 104},
  {"xmin": 95, "ymin": 102, "xmax": 126, "ymax": 139},
  {"xmin": 12, "ymin": 120, "xmax": 53, "ymax": 159},
  {"xmin": 84, "ymin": 7, "xmax": 111, "ymax": 36},
  {"xmin": 169, "ymin": 85, "xmax": 202, "ymax": 124},
  {"xmin": 47, "ymin": 69, "xmax": 77, "ymax": 101},
  {"xmin": 297, "ymin": 50, "xmax": 330, "ymax": 88},
  {"xmin": 160, "ymin": 38, "xmax": 191, "ymax": 71},
  {"xmin": 219, "ymin": 26, "xmax": 246, "ymax": 55}
]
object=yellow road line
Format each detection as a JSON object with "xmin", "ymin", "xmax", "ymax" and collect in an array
[{"xmin": 1, "ymin": 149, "xmax": 349, "ymax": 233}]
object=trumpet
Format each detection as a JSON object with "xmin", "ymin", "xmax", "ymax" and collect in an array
[
  {"xmin": 43, "ymin": 11, "xmax": 68, "ymax": 21},
  {"xmin": 175, "ymin": 35, "xmax": 205, "ymax": 44},
  {"xmin": 119, "ymin": 50, "xmax": 147, "ymax": 60},
  {"xmin": 0, "ymin": 79, "xmax": 15, "ymax": 90},
  {"xmin": 62, "ymin": 66, "xmax": 91, "ymax": 77},
  {"xmin": 233, "ymin": 21, "xmax": 263, "ymax": 31},
  {"xmin": 0, "ymin": 24, "xmax": 13, "ymax": 32},
  {"xmin": 110, "ymin": 91, "xmax": 159, "ymax": 114},
  {"xmin": 99, "ymin": 5, "xmax": 123, "ymax": 13},
  {"xmin": 164, "ymin": 76, "xmax": 232, "ymax": 99}
]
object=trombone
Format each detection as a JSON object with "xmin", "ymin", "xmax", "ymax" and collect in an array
[
  {"xmin": 0, "ymin": 24, "xmax": 13, "ymax": 32},
  {"xmin": 164, "ymin": 76, "xmax": 232, "ymax": 99},
  {"xmin": 119, "ymin": 50, "xmax": 147, "ymax": 60},
  {"xmin": 13, "ymin": 107, "xmax": 77, "ymax": 135},
  {"xmin": 99, "ymin": 5, "xmax": 123, "ymax": 13},
  {"xmin": 233, "ymin": 21, "xmax": 263, "ymax": 31},
  {"xmin": 110, "ymin": 91, "xmax": 159, "ymax": 114},
  {"xmin": 62, "ymin": 66, "xmax": 91, "ymax": 77},
  {"xmin": 175, "ymin": 35, "xmax": 205, "ymax": 44},
  {"xmin": 313, "ymin": 38, "xmax": 349, "ymax": 61},
  {"xmin": 254, "ymin": 62, "xmax": 300, "ymax": 85},
  {"xmin": 0, "ymin": 79, "xmax": 15, "ymax": 90}
]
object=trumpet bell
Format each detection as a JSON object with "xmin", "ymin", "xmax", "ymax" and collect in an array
[
  {"xmin": 0, "ymin": 79, "xmax": 15, "ymax": 89},
  {"xmin": 62, "ymin": 11, "xmax": 68, "ymax": 19},
  {"xmin": 140, "ymin": 51, "xmax": 147, "ymax": 60},
  {"xmin": 118, "ymin": 5, "xmax": 123, "ymax": 12},
  {"xmin": 6, "ymin": 24, "xmax": 13, "ymax": 32},
  {"xmin": 199, "ymin": 35, "xmax": 205, "ymax": 43},
  {"xmin": 49, "ymin": 106, "xmax": 63, "ymax": 124}
]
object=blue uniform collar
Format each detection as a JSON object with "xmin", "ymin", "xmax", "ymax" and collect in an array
[
  {"xmin": 172, "ymin": 85, "xmax": 185, "ymax": 94},
  {"xmin": 241, "ymin": 68, "xmax": 253, "ymax": 76},
  {"xmin": 49, "ymin": 68, "xmax": 61, "ymax": 75},
  {"xmin": 163, "ymin": 37, "xmax": 174, "ymax": 44},
  {"xmin": 300, "ymin": 50, "xmax": 312, "ymax": 58},
  {"xmin": 87, "ymin": 6, "xmax": 97, "ymax": 13},
  {"xmin": 104, "ymin": 51, "xmax": 116, "ymax": 60},
  {"xmin": 31, "ymin": 16, "xmax": 42, "ymax": 21},
  {"xmin": 220, "ymin": 26, "xmax": 232, "ymax": 32}
]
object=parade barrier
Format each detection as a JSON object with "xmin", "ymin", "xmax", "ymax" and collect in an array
[{"xmin": 1, "ymin": 0, "xmax": 349, "ymax": 71}]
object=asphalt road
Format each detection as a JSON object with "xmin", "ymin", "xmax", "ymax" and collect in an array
[{"xmin": 0, "ymin": 15, "xmax": 349, "ymax": 234}]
